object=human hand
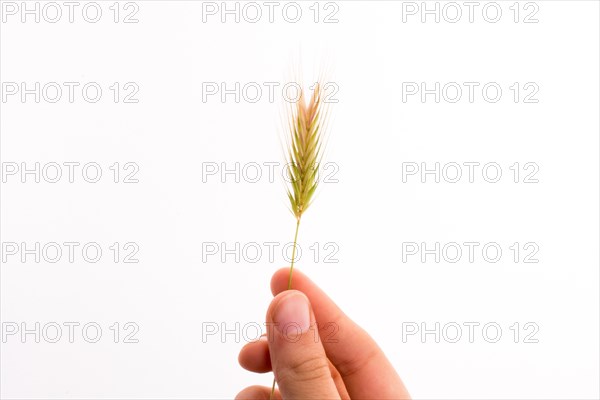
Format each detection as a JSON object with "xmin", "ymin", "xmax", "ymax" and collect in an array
[{"xmin": 236, "ymin": 268, "xmax": 411, "ymax": 399}]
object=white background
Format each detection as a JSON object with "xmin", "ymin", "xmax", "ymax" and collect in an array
[{"xmin": 1, "ymin": 1, "xmax": 599, "ymax": 399}]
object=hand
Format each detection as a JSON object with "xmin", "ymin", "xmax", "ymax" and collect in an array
[{"xmin": 236, "ymin": 268, "xmax": 411, "ymax": 400}]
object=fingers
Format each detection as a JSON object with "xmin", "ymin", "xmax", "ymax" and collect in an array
[
  {"xmin": 238, "ymin": 269, "xmax": 410, "ymax": 399},
  {"xmin": 270, "ymin": 268, "xmax": 410, "ymax": 399},
  {"xmin": 326, "ymin": 358, "xmax": 351, "ymax": 400},
  {"xmin": 238, "ymin": 338, "xmax": 351, "ymax": 399},
  {"xmin": 266, "ymin": 290, "xmax": 341, "ymax": 400},
  {"xmin": 239, "ymin": 335, "xmax": 271, "ymax": 373},
  {"xmin": 235, "ymin": 385, "xmax": 281, "ymax": 400}
]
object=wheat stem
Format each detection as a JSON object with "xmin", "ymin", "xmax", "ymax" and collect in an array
[
  {"xmin": 270, "ymin": 378, "xmax": 277, "ymax": 399},
  {"xmin": 270, "ymin": 217, "xmax": 302, "ymax": 399},
  {"xmin": 287, "ymin": 217, "xmax": 301, "ymax": 290}
]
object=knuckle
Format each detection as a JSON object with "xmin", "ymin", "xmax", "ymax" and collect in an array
[{"xmin": 277, "ymin": 354, "xmax": 331, "ymax": 385}]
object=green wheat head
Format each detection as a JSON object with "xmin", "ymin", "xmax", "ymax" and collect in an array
[{"xmin": 285, "ymin": 82, "xmax": 328, "ymax": 221}]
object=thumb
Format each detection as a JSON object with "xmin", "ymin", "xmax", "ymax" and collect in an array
[{"xmin": 267, "ymin": 290, "xmax": 340, "ymax": 400}]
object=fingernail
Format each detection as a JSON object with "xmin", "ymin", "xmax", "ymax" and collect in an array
[{"xmin": 273, "ymin": 292, "xmax": 311, "ymax": 334}]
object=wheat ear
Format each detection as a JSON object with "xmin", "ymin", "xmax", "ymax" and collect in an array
[{"xmin": 284, "ymin": 81, "xmax": 327, "ymax": 288}]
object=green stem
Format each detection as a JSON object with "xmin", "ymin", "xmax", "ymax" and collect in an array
[
  {"xmin": 270, "ymin": 378, "xmax": 277, "ymax": 399},
  {"xmin": 287, "ymin": 217, "xmax": 302, "ymax": 290},
  {"xmin": 270, "ymin": 217, "xmax": 302, "ymax": 399}
]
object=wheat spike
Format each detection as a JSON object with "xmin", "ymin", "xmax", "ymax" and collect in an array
[{"xmin": 285, "ymin": 82, "xmax": 327, "ymax": 221}]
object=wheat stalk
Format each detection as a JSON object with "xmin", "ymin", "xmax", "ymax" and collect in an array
[
  {"xmin": 283, "ymin": 81, "xmax": 328, "ymax": 288},
  {"xmin": 270, "ymin": 80, "xmax": 330, "ymax": 399}
]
